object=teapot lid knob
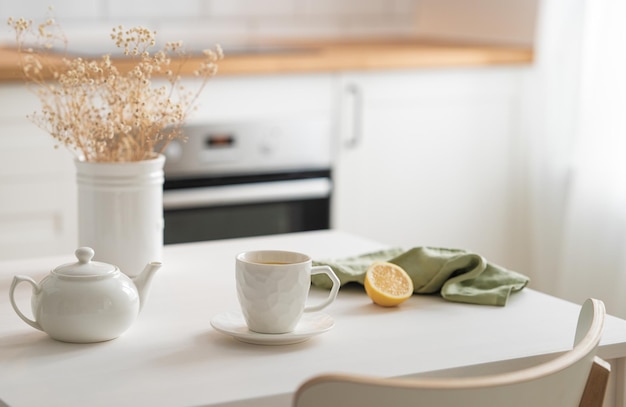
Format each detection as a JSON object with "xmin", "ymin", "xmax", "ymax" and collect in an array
[
  {"xmin": 75, "ymin": 247, "xmax": 95, "ymax": 264},
  {"xmin": 52, "ymin": 247, "xmax": 116, "ymax": 277}
]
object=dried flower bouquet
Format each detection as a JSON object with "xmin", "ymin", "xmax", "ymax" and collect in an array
[{"xmin": 7, "ymin": 15, "xmax": 222, "ymax": 162}]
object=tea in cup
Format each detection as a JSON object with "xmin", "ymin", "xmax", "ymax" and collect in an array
[{"xmin": 235, "ymin": 250, "xmax": 340, "ymax": 334}]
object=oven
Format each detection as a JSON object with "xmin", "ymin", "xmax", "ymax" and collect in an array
[{"xmin": 161, "ymin": 117, "xmax": 332, "ymax": 244}]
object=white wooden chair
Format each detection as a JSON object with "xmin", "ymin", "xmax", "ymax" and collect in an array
[{"xmin": 294, "ymin": 298, "xmax": 610, "ymax": 407}]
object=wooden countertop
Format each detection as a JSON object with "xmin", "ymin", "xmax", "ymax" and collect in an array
[{"xmin": 0, "ymin": 39, "xmax": 533, "ymax": 82}]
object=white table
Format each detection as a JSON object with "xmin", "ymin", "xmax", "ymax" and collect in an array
[{"xmin": 2, "ymin": 230, "xmax": 626, "ymax": 407}]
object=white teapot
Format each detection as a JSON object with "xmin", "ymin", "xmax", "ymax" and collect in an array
[{"xmin": 9, "ymin": 247, "xmax": 161, "ymax": 343}]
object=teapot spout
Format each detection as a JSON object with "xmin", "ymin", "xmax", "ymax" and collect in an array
[{"xmin": 132, "ymin": 262, "xmax": 162, "ymax": 312}]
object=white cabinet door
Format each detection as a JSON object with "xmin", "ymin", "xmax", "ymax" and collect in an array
[
  {"xmin": 332, "ymin": 67, "xmax": 528, "ymax": 268},
  {"xmin": 0, "ymin": 85, "xmax": 78, "ymax": 259}
]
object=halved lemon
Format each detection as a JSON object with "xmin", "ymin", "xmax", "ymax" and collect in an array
[{"xmin": 364, "ymin": 261, "xmax": 414, "ymax": 307}]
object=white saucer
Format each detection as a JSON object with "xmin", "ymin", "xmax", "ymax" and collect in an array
[{"xmin": 210, "ymin": 311, "xmax": 334, "ymax": 345}]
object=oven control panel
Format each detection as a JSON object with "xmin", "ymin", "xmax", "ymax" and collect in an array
[{"xmin": 162, "ymin": 116, "xmax": 332, "ymax": 179}]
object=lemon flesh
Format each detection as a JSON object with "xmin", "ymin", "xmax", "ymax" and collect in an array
[{"xmin": 364, "ymin": 261, "xmax": 414, "ymax": 307}]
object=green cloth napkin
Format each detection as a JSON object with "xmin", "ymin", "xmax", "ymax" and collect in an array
[{"xmin": 312, "ymin": 247, "xmax": 529, "ymax": 306}]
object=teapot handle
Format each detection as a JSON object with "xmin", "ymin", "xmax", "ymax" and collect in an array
[{"xmin": 10, "ymin": 276, "xmax": 43, "ymax": 332}]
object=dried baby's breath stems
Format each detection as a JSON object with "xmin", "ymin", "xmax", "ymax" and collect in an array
[{"xmin": 7, "ymin": 14, "xmax": 222, "ymax": 162}]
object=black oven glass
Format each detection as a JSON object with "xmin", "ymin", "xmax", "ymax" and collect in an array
[{"xmin": 163, "ymin": 198, "xmax": 330, "ymax": 244}]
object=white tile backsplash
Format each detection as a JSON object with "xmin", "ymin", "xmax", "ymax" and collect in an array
[
  {"xmin": 0, "ymin": 0, "xmax": 419, "ymax": 47},
  {"xmin": 158, "ymin": 19, "xmax": 251, "ymax": 49},
  {"xmin": 1, "ymin": 1, "xmax": 101, "ymax": 20},
  {"xmin": 305, "ymin": 0, "xmax": 389, "ymax": 16},
  {"xmin": 107, "ymin": 0, "xmax": 202, "ymax": 19},
  {"xmin": 0, "ymin": 0, "xmax": 537, "ymax": 48},
  {"xmin": 207, "ymin": 0, "xmax": 298, "ymax": 17},
  {"xmin": 415, "ymin": 0, "xmax": 538, "ymax": 45},
  {"xmin": 252, "ymin": 18, "xmax": 344, "ymax": 41}
]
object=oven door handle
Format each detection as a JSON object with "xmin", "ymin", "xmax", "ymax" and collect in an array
[{"xmin": 163, "ymin": 178, "xmax": 332, "ymax": 210}]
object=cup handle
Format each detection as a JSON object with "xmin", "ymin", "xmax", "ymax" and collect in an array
[{"xmin": 304, "ymin": 265, "xmax": 340, "ymax": 312}]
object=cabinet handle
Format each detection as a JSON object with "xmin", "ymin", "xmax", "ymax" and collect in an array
[{"xmin": 345, "ymin": 83, "xmax": 363, "ymax": 149}]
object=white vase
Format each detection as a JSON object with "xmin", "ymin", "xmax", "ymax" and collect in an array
[{"xmin": 75, "ymin": 155, "xmax": 165, "ymax": 278}]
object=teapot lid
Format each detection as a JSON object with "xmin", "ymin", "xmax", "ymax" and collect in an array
[{"xmin": 53, "ymin": 247, "xmax": 117, "ymax": 277}]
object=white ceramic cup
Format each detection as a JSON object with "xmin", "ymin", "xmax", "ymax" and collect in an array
[{"xmin": 236, "ymin": 250, "xmax": 340, "ymax": 334}]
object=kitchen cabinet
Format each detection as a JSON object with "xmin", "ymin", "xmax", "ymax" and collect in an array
[
  {"xmin": 0, "ymin": 66, "xmax": 529, "ymax": 271},
  {"xmin": 0, "ymin": 84, "xmax": 77, "ymax": 259},
  {"xmin": 331, "ymin": 66, "xmax": 529, "ymax": 269}
]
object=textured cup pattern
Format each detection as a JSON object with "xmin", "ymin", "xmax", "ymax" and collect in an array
[{"xmin": 236, "ymin": 259, "xmax": 311, "ymax": 334}]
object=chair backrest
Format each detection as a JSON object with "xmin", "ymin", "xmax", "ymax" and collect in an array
[{"xmin": 293, "ymin": 298, "xmax": 608, "ymax": 407}]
